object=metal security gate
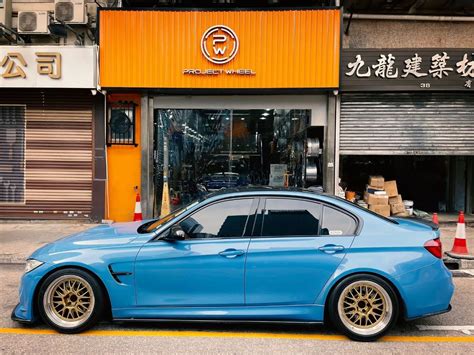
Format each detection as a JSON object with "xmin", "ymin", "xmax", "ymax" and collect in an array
[
  {"xmin": 0, "ymin": 89, "xmax": 94, "ymax": 219},
  {"xmin": 340, "ymin": 93, "xmax": 474, "ymax": 155}
]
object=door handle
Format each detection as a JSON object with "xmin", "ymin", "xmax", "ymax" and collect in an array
[
  {"xmin": 218, "ymin": 249, "xmax": 245, "ymax": 258},
  {"xmin": 318, "ymin": 244, "xmax": 345, "ymax": 254}
]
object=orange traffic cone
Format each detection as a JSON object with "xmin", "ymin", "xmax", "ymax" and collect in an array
[
  {"xmin": 432, "ymin": 213, "xmax": 439, "ymax": 226},
  {"xmin": 447, "ymin": 211, "xmax": 470, "ymax": 257},
  {"xmin": 133, "ymin": 192, "xmax": 143, "ymax": 221}
]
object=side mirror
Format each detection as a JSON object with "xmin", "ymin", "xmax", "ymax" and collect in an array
[{"xmin": 161, "ymin": 225, "xmax": 186, "ymax": 242}]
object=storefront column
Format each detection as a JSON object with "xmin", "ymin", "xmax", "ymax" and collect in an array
[
  {"xmin": 91, "ymin": 93, "xmax": 106, "ymax": 222},
  {"xmin": 141, "ymin": 94, "xmax": 154, "ymax": 219},
  {"xmin": 323, "ymin": 94, "xmax": 337, "ymax": 195}
]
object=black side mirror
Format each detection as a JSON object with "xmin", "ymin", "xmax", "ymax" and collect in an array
[{"xmin": 161, "ymin": 225, "xmax": 186, "ymax": 242}]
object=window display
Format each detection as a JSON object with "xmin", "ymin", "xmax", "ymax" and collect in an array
[{"xmin": 153, "ymin": 108, "xmax": 311, "ymax": 215}]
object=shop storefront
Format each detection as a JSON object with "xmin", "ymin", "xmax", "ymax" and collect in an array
[
  {"xmin": 99, "ymin": 8, "xmax": 341, "ymax": 221},
  {"xmin": 339, "ymin": 49, "xmax": 474, "ymax": 214},
  {"xmin": 0, "ymin": 46, "xmax": 105, "ymax": 220}
]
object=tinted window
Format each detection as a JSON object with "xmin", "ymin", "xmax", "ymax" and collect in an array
[
  {"xmin": 320, "ymin": 206, "xmax": 357, "ymax": 236},
  {"xmin": 260, "ymin": 199, "xmax": 321, "ymax": 237},
  {"xmin": 179, "ymin": 199, "xmax": 253, "ymax": 239}
]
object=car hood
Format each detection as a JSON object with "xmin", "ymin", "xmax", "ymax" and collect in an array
[{"xmin": 30, "ymin": 221, "xmax": 145, "ymax": 257}]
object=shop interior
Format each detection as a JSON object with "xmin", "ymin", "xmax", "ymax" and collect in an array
[
  {"xmin": 153, "ymin": 108, "xmax": 324, "ymax": 215},
  {"xmin": 340, "ymin": 155, "xmax": 474, "ymax": 214}
]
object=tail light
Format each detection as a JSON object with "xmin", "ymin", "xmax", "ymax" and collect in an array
[{"xmin": 424, "ymin": 238, "xmax": 442, "ymax": 259}]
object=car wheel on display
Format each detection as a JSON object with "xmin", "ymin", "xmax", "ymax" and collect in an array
[
  {"xmin": 37, "ymin": 268, "xmax": 104, "ymax": 334},
  {"xmin": 328, "ymin": 274, "xmax": 399, "ymax": 342}
]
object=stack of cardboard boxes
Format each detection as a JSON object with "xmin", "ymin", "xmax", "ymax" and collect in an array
[{"xmin": 364, "ymin": 176, "xmax": 408, "ymax": 217}]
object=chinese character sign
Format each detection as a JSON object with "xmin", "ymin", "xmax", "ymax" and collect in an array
[
  {"xmin": 0, "ymin": 46, "xmax": 96, "ymax": 88},
  {"xmin": 342, "ymin": 49, "xmax": 474, "ymax": 91}
]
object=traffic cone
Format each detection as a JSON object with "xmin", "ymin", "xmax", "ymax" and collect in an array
[
  {"xmin": 447, "ymin": 211, "xmax": 469, "ymax": 256},
  {"xmin": 432, "ymin": 213, "xmax": 439, "ymax": 226},
  {"xmin": 133, "ymin": 192, "xmax": 143, "ymax": 221}
]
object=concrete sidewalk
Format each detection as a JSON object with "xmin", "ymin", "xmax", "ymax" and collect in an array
[
  {"xmin": 0, "ymin": 222, "xmax": 98, "ymax": 264},
  {"xmin": 0, "ymin": 221, "xmax": 473, "ymax": 266}
]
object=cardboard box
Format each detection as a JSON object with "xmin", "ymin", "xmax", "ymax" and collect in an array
[
  {"xmin": 393, "ymin": 211, "xmax": 409, "ymax": 217},
  {"xmin": 389, "ymin": 194, "xmax": 403, "ymax": 205},
  {"xmin": 365, "ymin": 193, "xmax": 389, "ymax": 206},
  {"xmin": 390, "ymin": 203, "xmax": 406, "ymax": 215},
  {"xmin": 369, "ymin": 204, "xmax": 391, "ymax": 217},
  {"xmin": 367, "ymin": 186, "xmax": 386, "ymax": 194},
  {"xmin": 384, "ymin": 180, "xmax": 398, "ymax": 197},
  {"xmin": 368, "ymin": 176, "xmax": 384, "ymax": 189}
]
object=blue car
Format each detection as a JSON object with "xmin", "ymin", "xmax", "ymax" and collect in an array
[{"xmin": 12, "ymin": 188, "xmax": 454, "ymax": 341}]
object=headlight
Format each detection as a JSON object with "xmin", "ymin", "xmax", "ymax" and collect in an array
[{"xmin": 24, "ymin": 259, "xmax": 44, "ymax": 274}]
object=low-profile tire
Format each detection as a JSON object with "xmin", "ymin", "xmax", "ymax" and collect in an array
[
  {"xmin": 37, "ymin": 268, "xmax": 104, "ymax": 334},
  {"xmin": 327, "ymin": 274, "xmax": 399, "ymax": 342}
]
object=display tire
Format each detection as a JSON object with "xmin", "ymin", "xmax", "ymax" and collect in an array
[
  {"xmin": 37, "ymin": 268, "xmax": 104, "ymax": 334},
  {"xmin": 327, "ymin": 273, "xmax": 399, "ymax": 342}
]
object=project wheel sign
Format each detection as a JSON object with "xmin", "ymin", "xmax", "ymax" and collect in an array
[{"xmin": 201, "ymin": 25, "xmax": 239, "ymax": 65}]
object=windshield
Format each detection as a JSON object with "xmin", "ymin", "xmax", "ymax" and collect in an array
[{"xmin": 138, "ymin": 200, "xmax": 200, "ymax": 233}]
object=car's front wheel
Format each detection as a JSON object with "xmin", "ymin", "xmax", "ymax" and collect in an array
[
  {"xmin": 37, "ymin": 268, "xmax": 104, "ymax": 333},
  {"xmin": 328, "ymin": 274, "xmax": 399, "ymax": 341}
]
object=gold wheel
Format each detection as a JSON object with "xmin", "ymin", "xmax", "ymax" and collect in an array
[
  {"xmin": 43, "ymin": 275, "xmax": 95, "ymax": 329},
  {"xmin": 337, "ymin": 280, "xmax": 393, "ymax": 336}
]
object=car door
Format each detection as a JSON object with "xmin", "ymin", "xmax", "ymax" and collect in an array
[
  {"xmin": 245, "ymin": 198, "xmax": 357, "ymax": 305},
  {"xmin": 134, "ymin": 198, "xmax": 256, "ymax": 307}
]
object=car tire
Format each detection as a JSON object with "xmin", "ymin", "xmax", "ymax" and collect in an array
[
  {"xmin": 37, "ymin": 268, "xmax": 104, "ymax": 334},
  {"xmin": 327, "ymin": 274, "xmax": 399, "ymax": 342}
]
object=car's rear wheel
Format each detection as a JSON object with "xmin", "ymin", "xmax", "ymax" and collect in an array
[
  {"xmin": 37, "ymin": 268, "xmax": 104, "ymax": 333},
  {"xmin": 328, "ymin": 274, "xmax": 399, "ymax": 341}
]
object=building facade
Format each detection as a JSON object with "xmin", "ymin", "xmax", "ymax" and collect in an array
[
  {"xmin": 0, "ymin": 0, "xmax": 105, "ymax": 220},
  {"xmin": 99, "ymin": 8, "xmax": 342, "ymax": 221},
  {"xmin": 338, "ymin": 17, "xmax": 474, "ymax": 214}
]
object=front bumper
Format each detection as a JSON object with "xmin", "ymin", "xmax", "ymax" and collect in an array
[
  {"xmin": 11, "ymin": 262, "xmax": 51, "ymax": 324},
  {"xmin": 11, "ymin": 303, "xmax": 35, "ymax": 324}
]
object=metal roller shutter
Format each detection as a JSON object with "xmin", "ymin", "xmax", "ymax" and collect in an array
[
  {"xmin": 0, "ymin": 89, "xmax": 93, "ymax": 219},
  {"xmin": 340, "ymin": 93, "xmax": 474, "ymax": 155}
]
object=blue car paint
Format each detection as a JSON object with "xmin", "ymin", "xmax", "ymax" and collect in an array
[
  {"xmin": 134, "ymin": 238, "xmax": 251, "ymax": 306},
  {"xmin": 12, "ymin": 189, "xmax": 454, "ymax": 325},
  {"xmin": 245, "ymin": 236, "xmax": 354, "ymax": 305}
]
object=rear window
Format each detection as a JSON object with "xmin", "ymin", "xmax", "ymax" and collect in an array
[{"xmin": 320, "ymin": 206, "xmax": 357, "ymax": 236}]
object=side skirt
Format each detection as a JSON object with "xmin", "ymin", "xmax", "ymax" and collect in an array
[{"xmin": 112, "ymin": 304, "xmax": 325, "ymax": 323}]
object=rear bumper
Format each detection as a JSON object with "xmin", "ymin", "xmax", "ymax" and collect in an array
[
  {"xmin": 395, "ymin": 260, "xmax": 454, "ymax": 319},
  {"xmin": 405, "ymin": 304, "xmax": 452, "ymax": 321}
]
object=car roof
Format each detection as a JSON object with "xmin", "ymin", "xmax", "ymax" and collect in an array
[{"xmin": 204, "ymin": 186, "xmax": 327, "ymax": 200}]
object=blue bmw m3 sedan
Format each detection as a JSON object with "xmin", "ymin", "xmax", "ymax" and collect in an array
[{"xmin": 12, "ymin": 188, "xmax": 454, "ymax": 341}]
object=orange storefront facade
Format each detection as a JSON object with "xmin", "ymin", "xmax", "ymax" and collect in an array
[{"xmin": 99, "ymin": 8, "xmax": 341, "ymax": 221}]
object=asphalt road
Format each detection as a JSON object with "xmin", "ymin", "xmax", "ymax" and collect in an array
[{"xmin": 1, "ymin": 264, "xmax": 473, "ymax": 354}]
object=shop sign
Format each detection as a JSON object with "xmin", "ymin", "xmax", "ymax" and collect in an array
[
  {"xmin": 341, "ymin": 49, "xmax": 474, "ymax": 91},
  {"xmin": 99, "ymin": 9, "xmax": 341, "ymax": 89},
  {"xmin": 0, "ymin": 46, "xmax": 97, "ymax": 88}
]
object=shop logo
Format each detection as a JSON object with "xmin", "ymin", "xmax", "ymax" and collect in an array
[{"xmin": 201, "ymin": 25, "xmax": 239, "ymax": 65}]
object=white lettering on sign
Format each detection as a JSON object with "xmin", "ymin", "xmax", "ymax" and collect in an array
[
  {"xmin": 183, "ymin": 68, "xmax": 256, "ymax": 76},
  {"xmin": 402, "ymin": 53, "xmax": 428, "ymax": 78},
  {"xmin": 456, "ymin": 54, "xmax": 474, "ymax": 77},
  {"xmin": 429, "ymin": 52, "xmax": 453, "ymax": 79},
  {"xmin": 345, "ymin": 51, "xmax": 474, "ymax": 89}
]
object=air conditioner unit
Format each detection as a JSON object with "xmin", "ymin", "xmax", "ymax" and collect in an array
[
  {"xmin": 0, "ymin": 0, "xmax": 12, "ymax": 29},
  {"xmin": 18, "ymin": 11, "xmax": 49, "ymax": 34},
  {"xmin": 54, "ymin": 0, "xmax": 87, "ymax": 24}
]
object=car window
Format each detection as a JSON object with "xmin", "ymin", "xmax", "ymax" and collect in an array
[
  {"xmin": 320, "ymin": 205, "xmax": 357, "ymax": 236},
  {"xmin": 179, "ymin": 199, "xmax": 253, "ymax": 239},
  {"xmin": 260, "ymin": 198, "xmax": 321, "ymax": 237}
]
